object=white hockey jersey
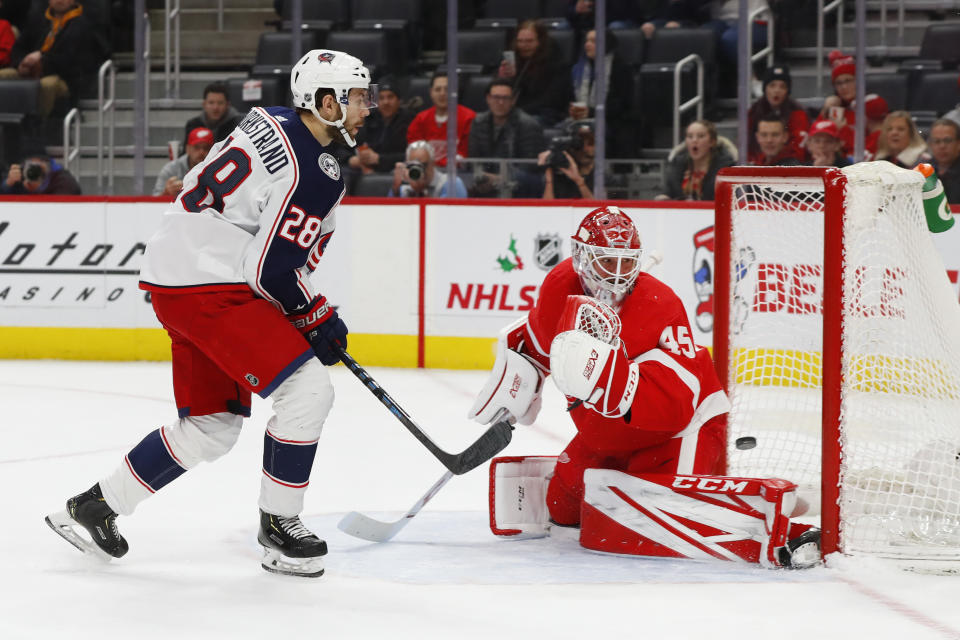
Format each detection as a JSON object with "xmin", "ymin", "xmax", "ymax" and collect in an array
[{"xmin": 139, "ymin": 106, "xmax": 346, "ymax": 315}]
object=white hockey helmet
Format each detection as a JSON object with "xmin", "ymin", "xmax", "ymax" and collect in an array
[
  {"xmin": 290, "ymin": 49, "xmax": 377, "ymax": 147},
  {"xmin": 571, "ymin": 205, "xmax": 644, "ymax": 306}
]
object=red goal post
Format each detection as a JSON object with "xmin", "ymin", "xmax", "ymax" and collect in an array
[{"xmin": 713, "ymin": 164, "xmax": 960, "ymax": 568}]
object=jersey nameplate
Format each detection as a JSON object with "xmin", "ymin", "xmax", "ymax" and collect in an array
[{"xmin": 237, "ymin": 110, "xmax": 290, "ymax": 174}]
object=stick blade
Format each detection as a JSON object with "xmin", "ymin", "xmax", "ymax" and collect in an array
[
  {"xmin": 447, "ymin": 420, "xmax": 514, "ymax": 475},
  {"xmin": 337, "ymin": 511, "xmax": 407, "ymax": 543}
]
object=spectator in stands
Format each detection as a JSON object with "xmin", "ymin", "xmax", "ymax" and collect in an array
[
  {"xmin": 152, "ymin": 127, "xmax": 213, "ymax": 198},
  {"xmin": 537, "ymin": 120, "xmax": 596, "ymax": 199},
  {"xmin": 747, "ymin": 65, "xmax": 808, "ymax": 162},
  {"xmin": 498, "ymin": 20, "xmax": 571, "ymax": 127},
  {"xmin": 820, "ymin": 50, "xmax": 858, "ymax": 153},
  {"xmin": 641, "ymin": 0, "xmax": 708, "ymax": 39},
  {"xmin": 703, "ymin": 0, "xmax": 769, "ymax": 77},
  {"xmin": 2, "ymin": 152, "xmax": 80, "ymax": 194},
  {"xmin": 347, "ymin": 76, "xmax": 413, "ymax": 175},
  {"xmin": 0, "ymin": 3, "xmax": 14, "ymax": 68},
  {"xmin": 749, "ymin": 115, "xmax": 801, "ymax": 166},
  {"xmin": 855, "ymin": 93, "xmax": 889, "ymax": 161},
  {"xmin": 182, "ymin": 82, "xmax": 243, "ymax": 149},
  {"xmin": 804, "ymin": 119, "xmax": 850, "ymax": 168},
  {"xmin": 657, "ymin": 119, "xmax": 736, "ymax": 201},
  {"xmin": 927, "ymin": 118, "xmax": 960, "ymax": 204},
  {"xmin": 566, "ymin": 29, "xmax": 636, "ymax": 158},
  {"xmin": 390, "ymin": 140, "xmax": 467, "ymax": 198},
  {"xmin": 467, "ymin": 79, "xmax": 545, "ymax": 198},
  {"xmin": 406, "ymin": 71, "xmax": 475, "ymax": 168},
  {"xmin": 875, "ymin": 110, "xmax": 929, "ymax": 169},
  {"xmin": 566, "ymin": 0, "xmax": 639, "ymax": 48},
  {"xmin": 0, "ymin": 0, "xmax": 104, "ymax": 117}
]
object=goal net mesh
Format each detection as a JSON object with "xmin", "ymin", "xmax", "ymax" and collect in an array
[{"xmin": 722, "ymin": 162, "xmax": 960, "ymax": 560}]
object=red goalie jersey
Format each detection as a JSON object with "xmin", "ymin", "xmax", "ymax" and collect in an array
[{"xmin": 511, "ymin": 209, "xmax": 730, "ymax": 525}]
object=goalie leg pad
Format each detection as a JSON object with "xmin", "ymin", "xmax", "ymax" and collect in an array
[
  {"xmin": 579, "ymin": 469, "xmax": 805, "ymax": 567},
  {"xmin": 489, "ymin": 456, "xmax": 558, "ymax": 538}
]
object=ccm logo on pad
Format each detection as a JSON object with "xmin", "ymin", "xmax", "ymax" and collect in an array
[{"xmin": 672, "ymin": 477, "xmax": 750, "ymax": 493}]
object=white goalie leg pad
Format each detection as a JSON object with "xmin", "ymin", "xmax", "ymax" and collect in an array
[
  {"xmin": 99, "ymin": 412, "xmax": 243, "ymax": 516},
  {"xmin": 469, "ymin": 345, "xmax": 544, "ymax": 426},
  {"xmin": 488, "ymin": 455, "xmax": 558, "ymax": 538},
  {"xmin": 260, "ymin": 359, "xmax": 334, "ymax": 517},
  {"xmin": 580, "ymin": 469, "xmax": 798, "ymax": 568}
]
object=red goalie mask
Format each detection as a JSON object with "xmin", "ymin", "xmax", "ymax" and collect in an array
[{"xmin": 571, "ymin": 206, "xmax": 643, "ymax": 305}]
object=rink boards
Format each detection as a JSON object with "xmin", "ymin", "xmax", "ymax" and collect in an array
[{"xmin": 0, "ymin": 196, "xmax": 958, "ymax": 368}]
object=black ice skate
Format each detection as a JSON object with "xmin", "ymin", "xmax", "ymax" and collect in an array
[
  {"xmin": 777, "ymin": 528, "xmax": 822, "ymax": 569},
  {"xmin": 45, "ymin": 483, "xmax": 129, "ymax": 562},
  {"xmin": 258, "ymin": 510, "xmax": 327, "ymax": 578}
]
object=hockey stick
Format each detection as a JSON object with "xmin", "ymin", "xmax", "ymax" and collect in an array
[
  {"xmin": 337, "ymin": 470, "xmax": 454, "ymax": 542},
  {"xmin": 335, "ymin": 347, "xmax": 513, "ymax": 474}
]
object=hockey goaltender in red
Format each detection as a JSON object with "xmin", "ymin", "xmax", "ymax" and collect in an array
[{"xmin": 469, "ymin": 205, "xmax": 822, "ymax": 568}]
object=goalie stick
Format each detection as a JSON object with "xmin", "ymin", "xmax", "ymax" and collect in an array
[
  {"xmin": 338, "ymin": 470, "xmax": 454, "ymax": 542},
  {"xmin": 335, "ymin": 347, "xmax": 514, "ymax": 474}
]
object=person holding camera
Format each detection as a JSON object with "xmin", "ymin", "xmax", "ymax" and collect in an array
[
  {"xmin": 537, "ymin": 121, "xmax": 595, "ymax": 199},
  {"xmin": 390, "ymin": 140, "xmax": 467, "ymax": 198},
  {"xmin": 2, "ymin": 153, "xmax": 80, "ymax": 194}
]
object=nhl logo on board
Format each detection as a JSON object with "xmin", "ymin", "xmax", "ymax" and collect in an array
[
  {"xmin": 534, "ymin": 233, "xmax": 562, "ymax": 271},
  {"xmin": 245, "ymin": 373, "xmax": 260, "ymax": 387},
  {"xmin": 318, "ymin": 153, "xmax": 340, "ymax": 180}
]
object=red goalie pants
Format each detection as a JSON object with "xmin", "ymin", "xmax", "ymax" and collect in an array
[
  {"xmin": 150, "ymin": 289, "xmax": 315, "ymax": 418},
  {"xmin": 546, "ymin": 415, "xmax": 727, "ymax": 526}
]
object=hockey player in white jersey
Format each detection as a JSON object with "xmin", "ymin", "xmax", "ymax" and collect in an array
[{"xmin": 44, "ymin": 50, "xmax": 378, "ymax": 578}]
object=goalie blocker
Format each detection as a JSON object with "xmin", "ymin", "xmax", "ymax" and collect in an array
[{"xmin": 489, "ymin": 456, "xmax": 821, "ymax": 568}]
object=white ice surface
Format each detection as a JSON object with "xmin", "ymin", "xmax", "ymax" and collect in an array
[{"xmin": 2, "ymin": 360, "xmax": 960, "ymax": 639}]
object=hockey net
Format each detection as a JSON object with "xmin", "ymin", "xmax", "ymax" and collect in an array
[{"xmin": 713, "ymin": 163, "xmax": 960, "ymax": 566}]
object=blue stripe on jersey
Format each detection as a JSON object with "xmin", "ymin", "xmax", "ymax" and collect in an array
[
  {"xmin": 126, "ymin": 428, "xmax": 187, "ymax": 492},
  {"xmin": 262, "ymin": 430, "xmax": 318, "ymax": 487},
  {"xmin": 259, "ymin": 348, "xmax": 314, "ymax": 398},
  {"xmin": 254, "ymin": 107, "xmax": 345, "ymax": 314}
]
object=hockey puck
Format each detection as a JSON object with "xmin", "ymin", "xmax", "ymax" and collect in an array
[{"xmin": 735, "ymin": 436, "xmax": 757, "ymax": 450}]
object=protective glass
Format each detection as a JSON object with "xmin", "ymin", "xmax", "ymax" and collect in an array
[{"xmin": 346, "ymin": 85, "xmax": 378, "ymax": 109}]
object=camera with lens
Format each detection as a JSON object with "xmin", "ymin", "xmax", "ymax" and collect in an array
[
  {"xmin": 406, "ymin": 160, "xmax": 425, "ymax": 182},
  {"xmin": 546, "ymin": 135, "xmax": 583, "ymax": 169},
  {"xmin": 23, "ymin": 161, "xmax": 47, "ymax": 182}
]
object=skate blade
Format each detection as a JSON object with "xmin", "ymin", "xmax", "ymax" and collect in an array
[
  {"xmin": 44, "ymin": 510, "xmax": 114, "ymax": 563},
  {"xmin": 260, "ymin": 548, "xmax": 325, "ymax": 578}
]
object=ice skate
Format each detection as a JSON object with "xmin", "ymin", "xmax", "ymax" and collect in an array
[
  {"xmin": 258, "ymin": 510, "xmax": 327, "ymax": 577},
  {"xmin": 777, "ymin": 528, "xmax": 822, "ymax": 569},
  {"xmin": 45, "ymin": 483, "xmax": 128, "ymax": 562}
]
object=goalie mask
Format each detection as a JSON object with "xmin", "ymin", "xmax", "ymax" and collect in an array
[
  {"xmin": 571, "ymin": 206, "xmax": 643, "ymax": 305},
  {"xmin": 290, "ymin": 49, "xmax": 378, "ymax": 148}
]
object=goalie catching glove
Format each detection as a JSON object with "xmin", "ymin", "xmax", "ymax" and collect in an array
[
  {"xmin": 550, "ymin": 295, "xmax": 637, "ymax": 418},
  {"xmin": 469, "ymin": 317, "xmax": 544, "ymax": 426},
  {"xmin": 288, "ymin": 296, "xmax": 348, "ymax": 366}
]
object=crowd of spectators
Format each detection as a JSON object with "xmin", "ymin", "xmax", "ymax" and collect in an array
[{"xmin": 1, "ymin": 0, "xmax": 958, "ymax": 204}]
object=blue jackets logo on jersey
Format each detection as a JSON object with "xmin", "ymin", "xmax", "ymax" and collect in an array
[{"xmin": 319, "ymin": 153, "xmax": 340, "ymax": 180}]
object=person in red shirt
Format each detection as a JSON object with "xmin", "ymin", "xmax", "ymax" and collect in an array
[
  {"xmin": 469, "ymin": 206, "xmax": 730, "ymax": 526},
  {"xmin": 406, "ymin": 71, "xmax": 475, "ymax": 167}
]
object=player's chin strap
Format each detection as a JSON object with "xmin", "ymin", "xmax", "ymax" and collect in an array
[{"xmin": 308, "ymin": 103, "xmax": 357, "ymax": 148}]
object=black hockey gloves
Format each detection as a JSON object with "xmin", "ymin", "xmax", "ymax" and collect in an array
[{"xmin": 290, "ymin": 296, "xmax": 349, "ymax": 366}]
